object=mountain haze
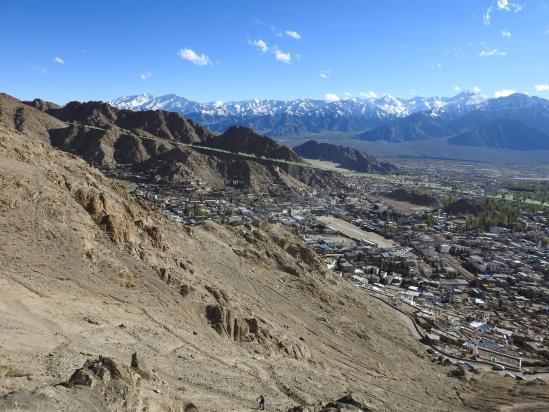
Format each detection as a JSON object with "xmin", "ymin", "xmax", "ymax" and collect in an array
[{"xmin": 355, "ymin": 94, "xmax": 549, "ymax": 151}]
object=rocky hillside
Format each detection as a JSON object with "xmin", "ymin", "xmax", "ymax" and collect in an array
[
  {"xmin": 47, "ymin": 100, "xmax": 213, "ymax": 143},
  {"xmin": 383, "ymin": 188, "xmax": 441, "ymax": 208},
  {"xmin": 133, "ymin": 145, "xmax": 344, "ymax": 190},
  {"xmin": 0, "ymin": 93, "xmax": 346, "ymax": 190},
  {"xmin": 201, "ymin": 125, "xmax": 303, "ymax": 163},
  {"xmin": 0, "ymin": 92, "xmax": 65, "ymax": 141},
  {"xmin": 293, "ymin": 140, "xmax": 397, "ymax": 173},
  {"xmin": 1, "ymin": 106, "xmax": 548, "ymax": 410}
]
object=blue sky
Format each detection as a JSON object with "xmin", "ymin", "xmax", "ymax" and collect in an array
[{"xmin": 1, "ymin": 0, "xmax": 548, "ymax": 103}]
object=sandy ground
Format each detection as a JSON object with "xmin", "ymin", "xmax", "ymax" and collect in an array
[
  {"xmin": 318, "ymin": 216, "xmax": 396, "ymax": 249},
  {"xmin": 304, "ymin": 159, "xmax": 346, "ymax": 172}
]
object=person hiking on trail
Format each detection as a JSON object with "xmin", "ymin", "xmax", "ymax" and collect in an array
[{"xmin": 257, "ymin": 394, "xmax": 265, "ymax": 410}]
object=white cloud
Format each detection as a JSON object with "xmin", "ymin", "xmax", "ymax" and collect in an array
[
  {"xmin": 473, "ymin": 86, "xmax": 481, "ymax": 93},
  {"xmin": 494, "ymin": 88, "xmax": 516, "ymax": 97},
  {"xmin": 324, "ymin": 93, "xmax": 340, "ymax": 102},
  {"xmin": 274, "ymin": 49, "xmax": 291, "ymax": 63},
  {"xmin": 483, "ymin": 6, "xmax": 493, "ymax": 25},
  {"xmin": 479, "ymin": 48, "xmax": 507, "ymax": 57},
  {"xmin": 140, "ymin": 71, "xmax": 152, "ymax": 80},
  {"xmin": 53, "ymin": 56, "xmax": 65, "ymax": 64},
  {"xmin": 285, "ymin": 30, "xmax": 301, "ymax": 39},
  {"xmin": 497, "ymin": 0, "xmax": 509, "ymax": 9},
  {"xmin": 453, "ymin": 86, "xmax": 461, "ymax": 92},
  {"xmin": 177, "ymin": 48, "xmax": 212, "ymax": 66},
  {"xmin": 484, "ymin": 1, "xmax": 523, "ymax": 25},
  {"xmin": 249, "ymin": 38, "xmax": 291, "ymax": 63},
  {"xmin": 534, "ymin": 84, "xmax": 549, "ymax": 92},
  {"xmin": 501, "ymin": 30, "xmax": 512, "ymax": 37},
  {"xmin": 497, "ymin": 0, "xmax": 523, "ymax": 12},
  {"xmin": 360, "ymin": 91, "xmax": 378, "ymax": 98},
  {"xmin": 344, "ymin": 92, "xmax": 353, "ymax": 98},
  {"xmin": 251, "ymin": 39, "xmax": 268, "ymax": 53},
  {"xmin": 320, "ymin": 70, "xmax": 330, "ymax": 79}
]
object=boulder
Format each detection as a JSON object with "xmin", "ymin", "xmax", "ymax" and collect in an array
[{"xmin": 66, "ymin": 356, "xmax": 125, "ymax": 388}]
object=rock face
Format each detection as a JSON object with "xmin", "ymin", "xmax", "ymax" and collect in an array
[
  {"xmin": 66, "ymin": 356, "xmax": 130, "ymax": 388},
  {"xmin": 201, "ymin": 125, "xmax": 303, "ymax": 163},
  {"xmin": 49, "ymin": 123, "xmax": 159, "ymax": 168},
  {"xmin": 22, "ymin": 98, "xmax": 61, "ymax": 112},
  {"xmin": 293, "ymin": 139, "xmax": 397, "ymax": 174},
  {"xmin": 288, "ymin": 393, "xmax": 372, "ymax": 411},
  {"xmin": 204, "ymin": 285, "xmax": 312, "ymax": 361}
]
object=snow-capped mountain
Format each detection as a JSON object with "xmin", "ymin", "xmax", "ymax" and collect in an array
[
  {"xmin": 112, "ymin": 93, "xmax": 202, "ymax": 114},
  {"xmin": 356, "ymin": 93, "xmax": 549, "ymax": 150},
  {"xmin": 110, "ymin": 91, "xmax": 488, "ymax": 137}
]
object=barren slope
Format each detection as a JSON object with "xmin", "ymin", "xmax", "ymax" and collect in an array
[{"xmin": 0, "ymin": 124, "xmax": 547, "ymax": 411}]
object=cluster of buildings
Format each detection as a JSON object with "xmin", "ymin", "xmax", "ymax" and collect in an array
[{"xmin": 119, "ymin": 162, "xmax": 548, "ymax": 375}]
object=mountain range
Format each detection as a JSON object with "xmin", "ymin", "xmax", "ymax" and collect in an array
[
  {"xmin": 357, "ymin": 94, "xmax": 549, "ymax": 150},
  {"xmin": 111, "ymin": 92, "xmax": 549, "ymax": 151},
  {"xmin": 110, "ymin": 91, "xmax": 488, "ymax": 137}
]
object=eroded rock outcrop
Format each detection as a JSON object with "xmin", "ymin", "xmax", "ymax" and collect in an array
[
  {"xmin": 204, "ymin": 286, "xmax": 312, "ymax": 361},
  {"xmin": 288, "ymin": 393, "xmax": 372, "ymax": 411},
  {"xmin": 66, "ymin": 356, "xmax": 133, "ymax": 388}
]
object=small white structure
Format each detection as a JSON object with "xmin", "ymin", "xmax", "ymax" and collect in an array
[
  {"xmin": 469, "ymin": 321, "xmax": 490, "ymax": 333},
  {"xmin": 401, "ymin": 290, "xmax": 420, "ymax": 305}
]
